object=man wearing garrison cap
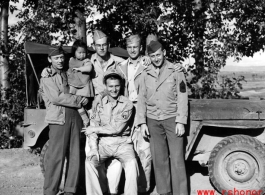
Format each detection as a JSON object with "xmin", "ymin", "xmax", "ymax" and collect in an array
[
  {"xmin": 40, "ymin": 46, "xmax": 89, "ymax": 195},
  {"xmin": 137, "ymin": 40, "xmax": 188, "ymax": 195},
  {"xmin": 90, "ymin": 30, "xmax": 125, "ymax": 95},
  {"xmin": 145, "ymin": 33, "xmax": 158, "ymax": 55},
  {"xmin": 117, "ymin": 34, "xmax": 152, "ymax": 194},
  {"xmin": 88, "ymin": 29, "xmax": 126, "ymax": 195},
  {"xmin": 84, "ymin": 68, "xmax": 138, "ymax": 195}
]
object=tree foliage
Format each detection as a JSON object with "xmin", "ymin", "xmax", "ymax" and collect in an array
[
  {"xmin": 0, "ymin": 32, "xmax": 25, "ymax": 148},
  {"xmin": 0, "ymin": 0, "xmax": 90, "ymax": 148},
  {"xmin": 1, "ymin": 0, "xmax": 265, "ymax": 148},
  {"xmin": 84, "ymin": 0, "xmax": 265, "ymax": 89}
]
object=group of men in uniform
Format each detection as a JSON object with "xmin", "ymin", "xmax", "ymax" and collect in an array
[{"xmin": 40, "ymin": 29, "xmax": 188, "ymax": 195}]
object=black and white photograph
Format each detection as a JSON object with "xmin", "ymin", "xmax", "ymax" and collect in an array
[{"xmin": 1, "ymin": 0, "xmax": 265, "ymax": 195}]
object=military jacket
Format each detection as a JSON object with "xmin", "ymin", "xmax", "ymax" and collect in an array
[
  {"xmin": 91, "ymin": 53, "xmax": 124, "ymax": 95},
  {"xmin": 137, "ymin": 60, "xmax": 188, "ymax": 125}
]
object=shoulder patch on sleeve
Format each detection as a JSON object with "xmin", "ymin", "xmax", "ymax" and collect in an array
[
  {"xmin": 122, "ymin": 110, "xmax": 130, "ymax": 119},
  {"xmin": 180, "ymin": 80, "xmax": 186, "ymax": 93}
]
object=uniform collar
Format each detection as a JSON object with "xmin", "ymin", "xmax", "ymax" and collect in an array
[
  {"xmin": 128, "ymin": 56, "xmax": 141, "ymax": 66},
  {"xmin": 145, "ymin": 59, "xmax": 174, "ymax": 77},
  {"xmin": 92, "ymin": 52, "xmax": 115, "ymax": 64},
  {"xmin": 146, "ymin": 59, "xmax": 173, "ymax": 72},
  {"xmin": 102, "ymin": 95, "xmax": 125, "ymax": 104},
  {"xmin": 50, "ymin": 65, "xmax": 65, "ymax": 76}
]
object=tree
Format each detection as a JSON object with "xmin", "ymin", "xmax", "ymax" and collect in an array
[
  {"xmin": 0, "ymin": 0, "xmax": 11, "ymax": 89},
  {"xmin": 1, "ymin": 0, "xmax": 265, "ymax": 148},
  {"xmin": 12, "ymin": 0, "xmax": 89, "ymax": 45},
  {"xmin": 0, "ymin": 0, "xmax": 90, "ymax": 148},
  {"xmin": 86, "ymin": 0, "xmax": 265, "ymax": 96}
]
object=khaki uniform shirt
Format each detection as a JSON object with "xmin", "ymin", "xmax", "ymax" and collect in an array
[
  {"xmin": 91, "ymin": 53, "xmax": 124, "ymax": 95},
  {"xmin": 137, "ymin": 60, "xmax": 188, "ymax": 125},
  {"xmin": 127, "ymin": 58, "xmax": 141, "ymax": 102},
  {"xmin": 91, "ymin": 95, "xmax": 134, "ymax": 145},
  {"xmin": 118, "ymin": 56, "xmax": 147, "ymax": 100}
]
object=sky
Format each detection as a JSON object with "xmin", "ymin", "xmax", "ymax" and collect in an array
[
  {"xmin": 9, "ymin": 0, "xmax": 23, "ymax": 26},
  {"xmin": 8, "ymin": 0, "xmax": 265, "ymax": 68}
]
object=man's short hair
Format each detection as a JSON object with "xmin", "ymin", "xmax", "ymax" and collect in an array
[{"xmin": 104, "ymin": 75, "xmax": 122, "ymax": 85}]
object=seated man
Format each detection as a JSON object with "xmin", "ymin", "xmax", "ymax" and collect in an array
[{"xmin": 83, "ymin": 69, "xmax": 139, "ymax": 195}]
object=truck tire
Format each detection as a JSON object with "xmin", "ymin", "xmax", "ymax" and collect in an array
[
  {"xmin": 40, "ymin": 140, "xmax": 66, "ymax": 191},
  {"xmin": 208, "ymin": 135, "xmax": 265, "ymax": 193}
]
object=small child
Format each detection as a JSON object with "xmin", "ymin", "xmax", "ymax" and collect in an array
[{"xmin": 68, "ymin": 40, "xmax": 99, "ymax": 160}]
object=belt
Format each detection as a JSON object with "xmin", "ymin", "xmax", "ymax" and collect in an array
[{"xmin": 99, "ymin": 134, "xmax": 130, "ymax": 138}]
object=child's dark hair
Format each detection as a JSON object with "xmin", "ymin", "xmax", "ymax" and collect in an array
[{"xmin": 71, "ymin": 40, "xmax": 87, "ymax": 56}]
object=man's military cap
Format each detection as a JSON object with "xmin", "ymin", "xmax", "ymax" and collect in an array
[
  {"xmin": 126, "ymin": 34, "xmax": 141, "ymax": 45},
  {"xmin": 146, "ymin": 34, "xmax": 158, "ymax": 46},
  {"xmin": 48, "ymin": 46, "xmax": 64, "ymax": 56},
  {"xmin": 93, "ymin": 30, "xmax": 107, "ymax": 41},
  {"xmin": 147, "ymin": 40, "xmax": 162, "ymax": 54},
  {"xmin": 103, "ymin": 69, "xmax": 123, "ymax": 84}
]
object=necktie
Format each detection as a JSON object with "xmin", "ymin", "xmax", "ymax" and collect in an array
[{"xmin": 60, "ymin": 71, "xmax": 69, "ymax": 94}]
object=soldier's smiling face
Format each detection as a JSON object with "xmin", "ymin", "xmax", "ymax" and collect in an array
[
  {"xmin": 149, "ymin": 48, "xmax": 166, "ymax": 68},
  {"xmin": 105, "ymin": 78, "xmax": 121, "ymax": 99},
  {"xmin": 127, "ymin": 42, "xmax": 142, "ymax": 60}
]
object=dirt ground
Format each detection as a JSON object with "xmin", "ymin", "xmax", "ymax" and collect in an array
[
  {"xmin": 0, "ymin": 148, "xmax": 216, "ymax": 195},
  {"xmin": 0, "ymin": 149, "xmax": 43, "ymax": 195}
]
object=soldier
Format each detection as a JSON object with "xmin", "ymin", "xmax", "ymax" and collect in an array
[
  {"xmin": 39, "ymin": 47, "xmax": 88, "ymax": 195},
  {"xmin": 118, "ymin": 34, "xmax": 152, "ymax": 194},
  {"xmin": 137, "ymin": 40, "xmax": 188, "ymax": 195},
  {"xmin": 40, "ymin": 31, "xmax": 130, "ymax": 194},
  {"xmin": 90, "ymin": 30, "xmax": 125, "ymax": 95},
  {"xmin": 83, "ymin": 69, "xmax": 139, "ymax": 195},
  {"xmin": 93, "ymin": 34, "xmax": 185, "ymax": 194},
  {"xmin": 90, "ymin": 30, "xmax": 155, "ymax": 194}
]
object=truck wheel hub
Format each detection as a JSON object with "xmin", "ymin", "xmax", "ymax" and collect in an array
[
  {"xmin": 233, "ymin": 160, "xmax": 248, "ymax": 175},
  {"xmin": 225, "ymin": 152, "xmax": 257, "ymax": 183}
]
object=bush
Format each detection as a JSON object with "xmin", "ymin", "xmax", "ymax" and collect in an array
[{"xmin": 0, "ymin": 41, "xmax": 25, "ymax": 149}]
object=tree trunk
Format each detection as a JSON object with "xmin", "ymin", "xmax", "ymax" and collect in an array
[
  {"xmin": 0, "ymin": 0, "xmax": 10, "ymax": 89},
  {"xmin": 191, "ymin": 0, "xmax": 206, "ymax": 84},
  {"xmin": 73, "ymin": 9, "xmax": 87, "ymax": 44}
]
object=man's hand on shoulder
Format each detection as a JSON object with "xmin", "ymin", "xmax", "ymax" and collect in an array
[
  {"xmin": 173, "ymin": 63, "xmax": 186, "ymax": 73},
  {"xmin": 41, "ymin": 67, "xmax": 52, "ymax": 78},
  {"xmin": 141, "ymin": 56, "xmax": 151, "ymax": 67}
]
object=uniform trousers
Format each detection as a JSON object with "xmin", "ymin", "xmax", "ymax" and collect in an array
[
  {"xmin": 43, "ymin": 107, "xmax": 83, "ymax": 195},
  {"xmin": 131, "ymin": 103, "xmax": 152, "ymax": 193},
  {"xmin": 85, "ymin": 139, "xmax": 139, "ymax": 195},
  {"xmin": 131, "ymin": 127, "xmax": 152, "ymax": 192},
  {"xmin": 85, "ymin": 138, "xmax": 122, "ymax": 194},
  {"xmin": 147, "ymin": 117, "xmax": 188, "ymax": 195}
]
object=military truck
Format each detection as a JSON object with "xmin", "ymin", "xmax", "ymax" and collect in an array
[{"xmin": 23, "ymin": 41, "xmax": 265, "ymax": 193}]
